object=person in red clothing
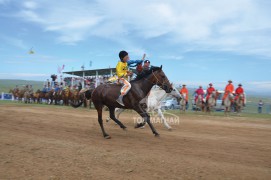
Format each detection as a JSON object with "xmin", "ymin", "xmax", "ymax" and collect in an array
[
  {"xmin": 206, "ymin": 83, "xmax": 216, "ymax": 104},
  {"xmin": 222, "ymin": 80, "xmax": 234, "ymax": 105},
  {"xmin": 234, "ymin": 83, "xmax": 245, "ymax": 106},
  {"xmin": 194, "ymin": 86, "xmax": 204, "ymax": 104}
]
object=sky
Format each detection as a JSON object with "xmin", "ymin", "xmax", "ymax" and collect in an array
[{"xmin": 0, "ymin": 0, "xmax": 271, "ymax": 93}]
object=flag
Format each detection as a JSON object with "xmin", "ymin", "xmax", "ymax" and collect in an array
[{"xmin": 57, "ymin": 65, "xmax": 62, "ymax": 74}]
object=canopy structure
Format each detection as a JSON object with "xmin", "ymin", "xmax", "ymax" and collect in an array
[
  {"xmin": 63, "ymin": 68, "xmax": 116, "ymax": 87},
  {"xmin": 63, "ymin": 68, "xmax": 116, "ymax": 77}
]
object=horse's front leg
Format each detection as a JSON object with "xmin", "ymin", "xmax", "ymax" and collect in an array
[
  {"xmin": 134, "ymin": 108, "xmax": 159, "ymax": 136},
  {"xmin": 108, "ymin": 107, "xmax": 126, "ymax": 129},
  {"xmin": 157, "ymin": 108, "xmax": 172, "ymax": 130}
]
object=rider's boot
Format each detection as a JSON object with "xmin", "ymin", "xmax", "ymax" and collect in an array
[
  {"xmin": 116, "ymin": 95, "xmax": 125, "ymax": 106},
  {"xmin": 222, "ymin": 100, "xmax": 224, "ymax": 105}
]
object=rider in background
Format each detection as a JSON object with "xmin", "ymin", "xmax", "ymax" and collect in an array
[
  {"xmin": 180, "ymin": 84, "xmax": 189, "ymax": 105},
  {"xmin": 222, "ymin": 80, "xmax": 234, "ymax": 105},
  {"xmin": 42, "ymin": 85, "xmax": 47, "ymax": 93},
  {"xmin": 13, "ymin": 85, "xmax": 19, "ymax": 92},
  {"xmin": 234, "ymin": 83, "xmax": 245, "ymax": 106},
  {"xmin": 28, "ymin": 85, "xmax": 34, "ymax": 96},
  {"xmin": 194, "ymin": 86, "xmax": 204, "ymax": 104},
  {"xmin": 116, "ymin": 50, "xmax": 133, "ymax": 106},
  {"xmin": 206, "ymin": 83, "xmax": 216, "ymax": 105},
  {"xmin": 53, "ymin": 84, "xmax": 60, "ymax": 95}
]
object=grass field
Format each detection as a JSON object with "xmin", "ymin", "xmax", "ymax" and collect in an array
[{"xmin": 1, "ymin": 100, "xmax": 270, "ymax": 119}]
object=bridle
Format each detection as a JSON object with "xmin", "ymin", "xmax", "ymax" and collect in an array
[{"xmin": 145, "ymin": 71, "xmax": 171, "ymax": 91}]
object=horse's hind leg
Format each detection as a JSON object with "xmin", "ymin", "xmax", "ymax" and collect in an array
[
  {"xmin": 108, "ymin": 107, "xmax": 127, "ymax": 129},
  {"xmin": 97, "ymin": 105, "xmax": 110, "ymax": 139}
]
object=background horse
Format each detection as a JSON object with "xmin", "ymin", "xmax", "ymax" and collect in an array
[
  {"xmin": 9, "ymin": 89, "xmax": 19, "ymax": 101},
  {"xmin": 224, "ymin": 93, "xmax": 234, "ymax": 116},
  {"xmin": 195, "ymin": 95, "xmax": 204, "ymax": 112},
  {"xmin": 205, "ymin": 91, "xmax": 216, "ymax": 114},
  {"xmin": 78, "ymin": 66, "xmax": 172, "ymax": 139},
  {"xmin": 235, "ymin": 94, "xmax": 244, "ymax": 115},
  {"xmin": 179, "ymin": 93, "xmax": 187, "ymax": 113},
  {"xmin": 106, "ymin": 86, "xmax": 180, "ymax": 130}
]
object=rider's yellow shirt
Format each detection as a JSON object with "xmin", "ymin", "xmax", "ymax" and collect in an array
[{"xmin": 116, "ymin": 61, "xmax": 128, "ymax": 78}]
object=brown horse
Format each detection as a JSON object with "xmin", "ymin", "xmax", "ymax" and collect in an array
[{"xmin": 91, "ymin": 66, "xmax": 172, "ymax": 139}]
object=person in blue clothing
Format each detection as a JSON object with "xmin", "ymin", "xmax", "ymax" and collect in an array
[
  {"xmin": 42, "ymin": 85, "xmax": 47, "ymax": 93},
  {"xmin": 47, "ymin": 85, "xmax": 51, "ymax": 92},
  {"xmin": 54, "ymin": 84, "xmax": 60, "ymax": 95}
]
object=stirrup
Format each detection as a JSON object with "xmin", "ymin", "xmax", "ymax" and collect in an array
[{"xmin": 116, "ymin": 97, "xmax": 124, "ymax": 106}]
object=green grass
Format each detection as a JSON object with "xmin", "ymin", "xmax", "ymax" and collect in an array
[{"xmin": 1, "ymin": 100, "xmax": 270, "ymax": 120}]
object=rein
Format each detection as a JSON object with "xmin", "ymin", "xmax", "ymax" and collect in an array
[{"xmin": 143, "ymin": 71, "xmax": 168, "ymax": 89}]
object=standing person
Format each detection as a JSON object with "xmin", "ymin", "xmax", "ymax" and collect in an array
[
  {"xmin": 115, "ymin": 50, "xmax": 134, "ymax": 106},
  {"xmin": 179, "ymin": 84, "xmax": 189, "ymax": 105},
  {"xmin": 194, "ymin": 86, "xmax": 204, "ymax": 104},
  {"xmin": 206, "ymin": 83, "xmax": 216, "ymax": 105},
  {"xmin": 222, "ymin": 80, "xmax": 234, "ymax": 105},
  {"xmin": 234, "ymin": 83, "xmax": 245, "ymax": 106},
  {"xmin": 258, "ymin": 100, "xmax": 264, "ymax": 113},
  {"xmin": 78, "ymin": 82, "xmax": 82, "ymax": 92}
]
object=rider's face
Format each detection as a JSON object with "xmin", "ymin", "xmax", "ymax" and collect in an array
[
  {"xmin": 122, "ymin": 55, "xmax": 130, "ymax": 62},
  {"xmin": 144, "ymin": 62, "xmax": 150, "ymax": 67}
]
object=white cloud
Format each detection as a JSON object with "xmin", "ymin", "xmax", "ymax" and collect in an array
[
  {"xmin": 12, "ymin": 0, "xmax": 271, "ymax": 57},
  {"xmin": 247, "ymin": 81, "xmax": 271, "ymax": 91},
  {"xmin": 0, "ymin": 35, "xmax": 28, "ymax": 49},
  {"xmin": 23, "ymin": 1, "xmax": 38, "ymax": 9},
  {"xmin": 0, "ymin": 73, "xmax": 49, "ymax": 79}
]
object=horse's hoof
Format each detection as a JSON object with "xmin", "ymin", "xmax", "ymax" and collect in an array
[
  {"xmin": 122, "ymin": 127, "xmax": 127, "ymax": 131},
  {"xmin": 104, "ymin": 135, "xmax": 111, "ymax": 139},
  {"xmin": 154, "ymin": 133, "xmax": 160, "ymax": 137},
  {"xmin": 167, "ymin": 128, "xmax": 172, "ymax": 131}
]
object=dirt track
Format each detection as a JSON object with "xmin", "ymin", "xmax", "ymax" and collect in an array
[{"xmin": 1, "ymin": 104, "xmax": 271, "ymax": 179}]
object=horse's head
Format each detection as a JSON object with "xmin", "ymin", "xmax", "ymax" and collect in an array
[
  {"xmin": 239, "ymin": 93, "xmax": 244, "ymax": 100},
  {"xmin": 170, "ymin": 86, "xmax": 181, "ymax": 99},
  {"xmin": 151, "ymin": 65, "xmax": 173, "ymax": 93},
  {"xmin": 228, "ymin": 93, "xmax": 234, "ymax": 99}
]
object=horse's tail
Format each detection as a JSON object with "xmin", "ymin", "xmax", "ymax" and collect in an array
[
  {"xmin": 70, "ymin": 89, "xmax": 91, "ymax": 108},
  {"xmin": 70, "ymin": 100, "xmax": 84, "ymax": 108}
]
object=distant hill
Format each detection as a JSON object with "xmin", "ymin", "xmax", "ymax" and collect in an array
[{"xmin": 0, "ymin": 79, "xmax": 44, "ymax": 93}]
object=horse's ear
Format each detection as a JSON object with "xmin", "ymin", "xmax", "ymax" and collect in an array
[{"xmin": 160, "ymin": 65, "xmax": 163, "ymax": 69}]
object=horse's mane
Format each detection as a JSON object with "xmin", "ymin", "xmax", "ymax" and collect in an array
[{"xmin": 131, "ymin": 66, "xmax": 161, "ymax": 82}]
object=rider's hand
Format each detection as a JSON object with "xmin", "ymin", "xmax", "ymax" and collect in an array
[{"xmin": 127, "ymin": 71, "xmax": 133, "ymax": 76}]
